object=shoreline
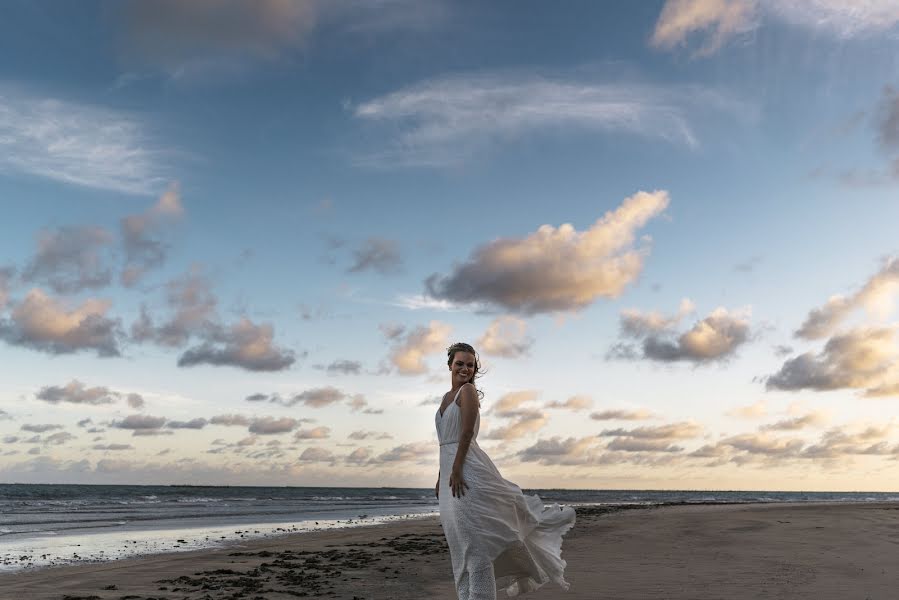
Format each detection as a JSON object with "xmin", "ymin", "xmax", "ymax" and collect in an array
[{"xmin": 3, "ymin": 501, "xmax": 899, "ymax": 599}]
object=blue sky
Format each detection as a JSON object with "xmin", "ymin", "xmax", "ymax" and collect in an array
[{"xmin": 2, "ymin": 0, "xmax": 899, "ymax": 490}]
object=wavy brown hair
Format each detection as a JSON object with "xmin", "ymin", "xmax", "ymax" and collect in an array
[{"xmin": 446, "ymin": 342, "xmax": 485, "ymax": 401}]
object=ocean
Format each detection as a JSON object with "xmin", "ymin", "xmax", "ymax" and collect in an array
[{"xmin": 2, "ymin": 484, "xmax": 897, "ymax": 572}]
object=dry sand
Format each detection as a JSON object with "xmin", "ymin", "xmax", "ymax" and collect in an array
[{"xmin": 2, "ymin": 502, "xmax": 898, "ymax": 599}]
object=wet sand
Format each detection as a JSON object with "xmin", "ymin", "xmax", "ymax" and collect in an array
[{"xmin": 2, "ymin": 502, "xmax": 897, "ymax": 599}]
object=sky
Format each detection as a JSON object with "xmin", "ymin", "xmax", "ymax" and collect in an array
[{"xmin": 2, "ymin": 0, "xmax": 899, "ymax": 491}]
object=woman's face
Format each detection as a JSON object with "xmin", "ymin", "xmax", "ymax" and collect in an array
[{"xmin": 450, "ymin": 351, "xmax": 476, "ymax": 385}]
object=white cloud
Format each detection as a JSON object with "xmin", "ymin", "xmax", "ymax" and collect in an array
[
  {"xmin": 388, "ymin": 320, "xmax": 451, "ymax": 375},
  {"xmin": 0, "ymin": 289, "xmax": 122, "ymax": 356},
  {"xmin": 477, "ymin": 316, "xmax": 533, "ymax": 358},
  {"xmin": 426, "ymin": 191, "xmax": 669, "ymax": 314},
  {"xmin": 652, "ymin": 0, "xmax": 899, "ymax": 57},
  {"xmin": 353, "ymin": 74, "xmax": 748, "ymax": 167},
  {"xmin": 0, "ymin": 86, "xmax": 166, "ymax": 194}
]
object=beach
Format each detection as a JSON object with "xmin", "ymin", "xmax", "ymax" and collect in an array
[{"xmin": 2, "ymin": 502, "xmax": 897, "ymax": 599}]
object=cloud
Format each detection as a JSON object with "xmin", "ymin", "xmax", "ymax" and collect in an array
[
  {"xmin": 131, "ymin": 269, "xmax": 217, "ymax": 347},
  {"xmin": 117, "ymin": 0, "xmax": 445, "ymax": 76},
  {"xmin": 209, "ymin": 414, "xmax": 251, "ymax": 426},
  {"xmin": 759, "ymin": 411, "xmax": 828, "ymax": 431},
  {"xmin": 800, "ymin": 425, "xmax": 894, "ymax": 459},
  {"xmin": 878, "ymin": 86, "xmax": 899, "ymax": 150},
  {"xmin": 165, "ymin": 418, "xmax": 208, "ymax": 429},
  {"xmin": 727, "ymin": 400, "xmax": 768, "ymax": 418},
  {"xmin": 43, "ymin": 431, "xmax": 76, "ymax": 446},
  {"xmin": 36, "ymin": 380, "xmax": 119, "ymax": 405},
  {"xmin": 118, "ymin": 0, "xmax": 318, "ymax": 69},
  {"xmin": 477, "ymin": 316, "xmax": 533, "ymax": 358},
  {"xmin": 619, "ymin": 298, "xmax": 696, "ymax": 338},
  {"xmin": 22, "ymin": 226, "xmax": 114, "ymax": 293},
  {"xmin": 178, "ymin": 318, "xmax": 296, "ymax": 371},
  {"xmin": 347, "ymin": 237, "xmax": 403, "ymax": 274},
  {"xmin": 0, "ymin": 86, "xmax": 166, "ymax": 194},
  {"xmin": 610, "ymin": 305, "xmax": 751, "ymax": 364},
  {"xmin": 247, "ymin": 416, "xmax": 299, "ymax": 435},
  {"xmin": 274, "ymin": 386, "xmax": 346, "ymax": 408},
  {"xmin": 0, "ymin": 410, "xmax": 12, "ymax": 421},
  {"xmin": 121, "ymin": 183, "xmax": 185, "ymax": 286},
  {"xmin": 795, "ymin": 257, "xmax": 899, "ymax": 340},
  {"xmin": 483, "ymin": 408, "xmax": 548, "ymax": 441},
  {"xmin": 345, "ymin": 447, "xmax": 371, "ymax": 465},
  {"xmin": 719, "ymin": 432, "xmax": 805, "ymax": 458},
  {"xmin": 599, "ymin": 422, "xmax": 702, "ymax": 442},
  {"xmin": 352, "ymin": 74, "xmax": 747, "ymax": 167},
  {"xmin": 517, "ymin": 436, "xmax": 599, "ymax": 466},
  {"xmin": 589, "ymin": 408, "xmax": 654, "ymax": 420},
  {"xmin": 298, "ymin": 447, "xmax": 336, "ymax": 463},
  {"xmin": 127, "ymin": 393, "xmax": 146, "ymax": 409},
  {"xmin": 0, "ymin": 267, "xmax": 13, "ymax": 311},
  {"xmin": 651, "ymin": 0, "xmax": 757, "ymax": 56},
  {"xmin": 425, "ymin": 191, "xmax": 669, "ymax": 314},
  {"xmin": 112, "ymin": 414, "xmax": 167, "ymax": 430},
  {"xmin": 21, "ymin": 424, "xmax": 63, "ymax": 433},
  {"xmin": 314, "ymin": 359, "xmax": 363, "ymax": 375},
  {"xmin": 0, "ymin": 289, "xmax": 122, "ymax": 356},
  {"xmin": 388, "ymin": 321, "xmax": 452, "ymax": 374},
  {"xmin": 652, "ymin": 0, "xmax": 899, "ymax": 57},
  {"xmin": 545, "ymin": 395, "xmax": 593, "ymax": 411},
  {"xmin": 373, "ymin": 441, "xmax": 434, "ymax": 464},
  {"xmin": 492, "ymin": 390, "xmax": 540, "ymax": 416},
  {"xmin": 348, "ymin": 430, "xmax": 393, "ymax": 440},
  {"xmin": 294, "ymin": 426, "xmax": 331, "ymax": 440},
  {"xmin": 767, "ymin": 327, "xmax": 899, "ymax": 396},
  {"xmin": 93, "ymin": 443, "xmax": 134, "ymax": 451}
]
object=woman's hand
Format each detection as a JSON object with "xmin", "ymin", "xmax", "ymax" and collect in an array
[{"xmin": 449, "ymin": 467, "xmax": 468, "ymax": 498}]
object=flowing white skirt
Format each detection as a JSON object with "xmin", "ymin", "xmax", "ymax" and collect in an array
[{"xmin": 438, "ymin": 440, "xmax": 576, "ymax": 597}]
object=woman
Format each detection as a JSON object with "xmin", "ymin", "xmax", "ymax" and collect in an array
[{"xmin": 435, "ymin": 342, "xmax": 576, "ymax": 599}]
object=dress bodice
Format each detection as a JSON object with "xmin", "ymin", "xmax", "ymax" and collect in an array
[{"xmin": 435, "ymin": 386, "xmax": 479, "ymax": 445}]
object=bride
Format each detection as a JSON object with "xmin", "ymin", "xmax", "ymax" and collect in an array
[{"xmin": 435, "ymin": 342, "xmax": 576, "ymax": 599}]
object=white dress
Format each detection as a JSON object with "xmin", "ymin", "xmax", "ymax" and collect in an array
[{"xmin": 436, "ymin": 385, "xmax": 576, "ymax": 599}]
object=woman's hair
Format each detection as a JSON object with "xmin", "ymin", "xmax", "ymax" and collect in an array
[{"xmin": 446, "ymin": 342, "xmax": 485, "ymax": 401}]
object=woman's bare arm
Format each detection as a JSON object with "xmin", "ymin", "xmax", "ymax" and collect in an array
[{"xmin": 450, "ymin": 383, "xmax": 478, "ymax": 497}]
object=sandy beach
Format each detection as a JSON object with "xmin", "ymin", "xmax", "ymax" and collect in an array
[{"xmin": 2, "ymin": 502, "xmax": 898, "ymax": 599}]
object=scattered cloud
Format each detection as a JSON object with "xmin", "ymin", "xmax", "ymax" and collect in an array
[
  {"xmin": 22, "ymin": 226, "xmax": 114, "ymax": 294},
  {"xmin": 35, "ymin": 380, "xmax": 134, "ymax": 406},
  {"xmin": 0, "ymin": 85, "xmax": 166, "ymax": 194},
  {"xmin": 518, "ymin": 436, "xmax": 599, "ymax": 466},
  {"xmin": 610, "ymin": 304, "xmax": 751, "ymax": 364},
  {"xmin": 425, "ymin": 191, "xmax": 669, "ymax": 314},
  {"xmin": 651, "ymin": 0, "xmax": 899, "ymax": 58},
  {"xmin": 767, "ymin": 326, "xmax": 899, "ymax": 396},
  {"xmin": 483, "ymin": 408, "xmax": 548, "ymax": 441},
  {"xmin": 165, "ymin": 418, "xmax": 208, "ymax": 429},
  {"xmin": 130, "ymin": 268, "xmax": 217, "ymax": 347},
  {"xmin": 727, "ymin": 400, "xmax": 768, "ymax": 418},
  {"xmin": 177, "ymin": 317, "xmax": 296, "ymax": 371},
  {"xmin": 348, "ymin": 430, "xmax": 393, "ymax": 441},
  {"xmin": 353, "ymin": 73, "xmax": 747, "ymax": 167},
  {"xmin": 589, "ymin": 408, "xmax": 654, "ymax": 420},
  {"xmin": 248, "ymin": 416, "xmax": 299, "ymax": 435},
  {"xmin": 93, "ymin": 443, "xmax": 134, "ymax": 451},
  {"xmin": 294, "ymin": 426, "xmax": 331, "ymax": 440},
  {"xmin": 651, "ymin": 0, "xmax": 757, "ymax": 57},
  {"xmin": 111, "ymin": 414, "xmax": 167, "ymax": 430},
  {"xmin": 373, "ymin": 441, "xmax": 434, "ymax": 464},
  {"xmin": 298, "ymin": 447, "xmax": 336, "ymax": 463},
  {"xmin": 477, "ymin": 316, "xmax": 533, "ymax": 358},
  {"xmin": 121, "ymin": 183, "xmax": 184, "ymax": 286},
  {"xmin": 795, "ymin": 257, "xmax": 899, "ymax": 340},
  {"xmin": 545, "ymin": 395, "xmax": 593, "ymax": 411},
  {"xmin": 314, "ymin": 359, "xmax": 363, "ymax": 375},
  {"xmin": 759, "ymin": 411, "xmax": 829, "ymax": 431},
  {"xmin": 387, "ymin": 320, "xmax": 451, "ymax": 374},
  {"xmin": 347, "ymin": 237, "xmax": 403, "ymax": 274},
  {"xmin": 0, "ymin": 289, "xmax": 122, "ymax": 357},
  {"xmin": 492, "ymin": 390, "xmax": 540, "ymax": 416},
  {"xmin": 21, "ymin": 424, "xmax": 63, "ymax": 433}
]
